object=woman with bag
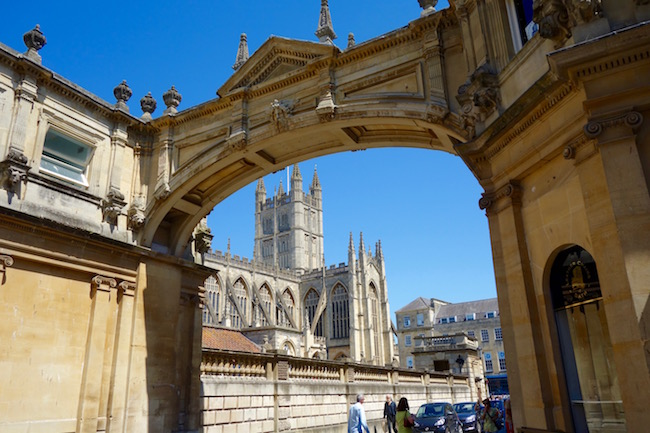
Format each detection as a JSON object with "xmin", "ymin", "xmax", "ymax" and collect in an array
[{"xmin": 395, "ymin": 397, "xmax": 415, "ymax": 433}]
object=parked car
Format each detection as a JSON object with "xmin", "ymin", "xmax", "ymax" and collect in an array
[
  {"xmin": 413, "ymin": 402, "xmax": 463, "ymax": 433},
  {"xmin": 452, "ymin": 402, "xmax": 481, "ymax": 432}
]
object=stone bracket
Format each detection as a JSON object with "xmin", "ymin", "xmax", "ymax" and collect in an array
[
  {"xmin": 0, "ymin": 149, "xmax": 31, "ymax": 197},
  {"xmin": 101, "ymin": 188, "xmax": 126, "ymax": 226}
]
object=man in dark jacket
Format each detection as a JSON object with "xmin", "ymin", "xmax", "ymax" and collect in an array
[{"xmin": 384, "ymin": 394, "xmax": 397, "ymax": 433}]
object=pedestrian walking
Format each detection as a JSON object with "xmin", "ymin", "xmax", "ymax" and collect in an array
[
  {"xmin": 395, "ymin": 397, "xmax": 415, "ymax": 433},
  {"xmin": 348, "ymin": 393, "xmax": 370, "ymax": 433},
  {"xmin": 383, "ymin": 394, "xmax": 397, "ymax": 433}
]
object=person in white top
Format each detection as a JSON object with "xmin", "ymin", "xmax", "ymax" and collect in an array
[{"xmin": 348, "ymin": 393, "xmax": 370, "ymax": 433}]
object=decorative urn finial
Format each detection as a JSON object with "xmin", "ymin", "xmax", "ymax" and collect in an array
[
  {"xmin": 347, "ymin": 33, "xmax": 355, "ymax": 48},
  {"xmin": 162, "ymin": 85, "xmax": 182, "ymax": 115},
  {"xmin": 113, "ymin": 80, "xmax": 132, "ymax": 111},
  {"xmin": 23, "ymin": 24, "xmax": 46, "ymax": 63},
  {"xmin": 140, "ymin": 92, "xmax": 157, "ymax": 121},
  {"xmin": 418, "ymin": 0, "xmax": 438, "ymax": 16}
]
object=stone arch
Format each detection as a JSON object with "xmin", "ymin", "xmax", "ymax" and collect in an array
[{"xmin": 281, "ymin": 340, "xmax": 296, "ymax": 357}]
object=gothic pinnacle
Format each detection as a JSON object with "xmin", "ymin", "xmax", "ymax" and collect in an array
[
  {"xmin": 291, "ymin": 163, "xmax": 302, "ymax": 180},
  {"xmin": 311, "ymin": 166, "xmax": 321, "ymax": 190},
  {"xmin": 349, "ymin": 232, "xmax": 355, "ymax": 251},
  {"xmin": 233, "ymin": 33, "xmax": 249, "ymax": 71},
  {"xmin": 315, "ymin": 0, "xmax": 337, "ymax": 44}
]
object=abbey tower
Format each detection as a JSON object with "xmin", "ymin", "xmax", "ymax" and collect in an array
[{"xmin": 254, "ymin": 165, "xmax": 324, "ymax": 273}]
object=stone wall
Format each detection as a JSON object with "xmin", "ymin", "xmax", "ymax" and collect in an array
[{"xmin": 200, "ymin": 350, "xmax": 473, "ymax": 432}]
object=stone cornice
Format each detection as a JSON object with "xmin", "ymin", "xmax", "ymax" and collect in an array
[
  {"xmin": 0, "ymin": 44, "xmax": 147, "ymax": 129},
  {"xmin": 548, "ymin": 21, "xmax": 650, "ymax": 83}
]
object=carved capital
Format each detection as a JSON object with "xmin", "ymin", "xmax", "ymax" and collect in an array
[
  {"xmin": 479, "ymin": 181, "xmax": 521, "ymax": 213},
  {"xmin": 0, "ymin": 254, "xmax": 14, "ymax": 283},
  {"xmin": 583, "ymin": 111, "xmax": 643, "ymax": 139},
  {"xmin": 91, "ymin": 275, "xmax": 118, "ymax": 297}
]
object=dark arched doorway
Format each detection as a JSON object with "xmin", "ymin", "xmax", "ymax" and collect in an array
[{"xmin": 549, "ymin": 245, "xmax": 625, "ymax": 433}]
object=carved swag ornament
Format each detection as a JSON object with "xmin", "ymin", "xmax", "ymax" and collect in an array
[{"xmin": 456, "ymin": 63, "xmax": 500, "ymax": 136}]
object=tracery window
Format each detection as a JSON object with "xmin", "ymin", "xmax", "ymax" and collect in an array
[
  {"xmin": 305, "ymin": 288, "xmax": 323, "ymax": 337},
  {"xmin": 331, "ymin": 284, "xmax": 349, "ymax": 339},
  {"xmin": 277, "ymin": 288, "xmax": 295, "ymax": 328},
  {"xmin": 230, "ymin": 278, "xmax": 248, "ymax": 329},
  {"xmin": 255, "ymin": 284, "xmax": 273, "ymax": 326},
  {"xmin": 369, "ymin": 284, "xmax": 381, "ymax": 360},
  {"xmin": 202, "ymin": 275, "xmax": 221, "ymax": 326}
]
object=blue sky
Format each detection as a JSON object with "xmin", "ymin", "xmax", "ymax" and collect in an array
[{"xmin": 2, "ymin": 1, "xmax": 497, "ymax": 312}]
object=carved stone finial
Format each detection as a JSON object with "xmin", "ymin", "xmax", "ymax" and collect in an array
[
  {"xmin": 113, "ymin": 80, "xmax": 132, "ymax": 112},
  {"xmin": 347, "ymin": 33, "xmax": 355, "ymax": 49},
  {"xmin": 23, "ymin": 24, "xmax": 46, "ymax": 63},
  {"xmin": 140, "ymin": 92, "xmax": 157, "ymax": 121},
  {"xmin": 418, "ymin": 0, "xmax": 438, "ymax": 16},
  {"xmin": 233, "ymin": 33, "xmax": 250, "ymax": 71},
  {"xmin": 162, "ymin": 85, "xmax": 182, "ymax": 115},
  {"xmin": 315, "ymin": 0, "xmax": 337, "ymax": 44}
]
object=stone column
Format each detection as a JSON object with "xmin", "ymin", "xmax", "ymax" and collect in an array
[
  {"xmin": 76, "ymin": 276, "xmax": 118, "ymax": 433},
  {"xmin": 574, "ymin": 111, "xmax": 650, "ymax": 432},
  {"xmin": 481, "ymin": 182, "xmax": 556, "ymax": 430}
]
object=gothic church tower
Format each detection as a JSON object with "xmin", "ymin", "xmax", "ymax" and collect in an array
[{"xmin": 254, "ymin": 164, "xmax": 324, "ymax": 272}]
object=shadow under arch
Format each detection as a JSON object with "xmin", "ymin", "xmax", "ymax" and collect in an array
[{"xmin": 544, "ymin": 244, "xmax": 626, "ymax": 433}]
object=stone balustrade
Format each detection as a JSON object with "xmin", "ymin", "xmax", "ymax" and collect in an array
[{"xmin": 201, "ymin": 349, "xmax": 473, "ymax": 432}]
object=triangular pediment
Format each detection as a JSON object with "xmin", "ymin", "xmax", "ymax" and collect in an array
[{"xmin": 218, "ymin": 37, "xmax": 339, "ymax": 96}]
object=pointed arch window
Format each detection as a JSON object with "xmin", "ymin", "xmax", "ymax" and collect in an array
[
  {"xmin": 331, "ymin": 284, "xmax": 349, "ymax": 339},
  {"xmin": 203, "ymin": 275, "xmax": 221, "ymax": 326},
  {"xmin": 277, "ymin": 288, "xmax": 295, "ymax": 328},
  {"xmin": 255, "ymin": 284, "xmax": 273, "ymax": 326},
  {"xmin": 369, "ymin": 284, "xmax": 381, "ymax": 362},
  {"xmin": 305, "ymin": 288, "xmax": 323, "ymax": 337},
  {"xmin": 229, "ymin": 278, "xmax": 248, "ymax": 329}
]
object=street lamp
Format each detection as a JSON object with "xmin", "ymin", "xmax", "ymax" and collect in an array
[{"xmin": 456, "ymin": 355, "xmax": 465, "ymax": 374}]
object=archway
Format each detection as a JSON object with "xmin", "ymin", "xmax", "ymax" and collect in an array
[{"xmin": 548, "ymin": 245, "xmax": 625, "ymax": 433}]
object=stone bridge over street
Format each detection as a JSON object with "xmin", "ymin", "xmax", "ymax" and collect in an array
[{"xmin": 0, "ymin": 1, "xmax": 649, "ymax": 432}]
